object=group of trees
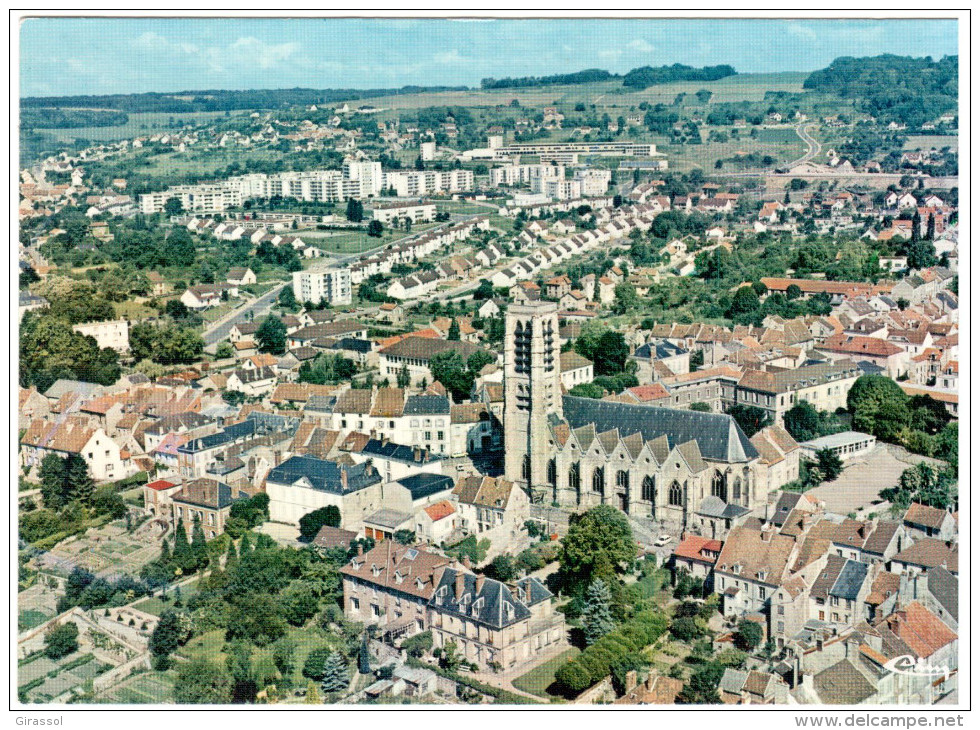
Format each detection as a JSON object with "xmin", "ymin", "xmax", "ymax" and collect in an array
[
  {"xmin": 19, "ymin": 308, "xmax": 121, "ymax": 391},
  {"xmin": 54, "ymin": 566, "xmax": 152, "ymax": 614},
  {"xmin": 847, "ymin": 374, "xmax": 956, "ymax": 460},
  {"xmin": 298, "ymin": 352, "xmax": 357, "ymax": 385},
  {"xmin": 428, "ymin": 349, "xmax": 496, "ymax": 402},
  {"xmin": 130, "ymin": 322, "xmax": 205, "ymax": 365},
  {"xmin": 623, "ymin": 63, "xmax": 736, "ymax": 90},
  {"xmin": 554, "ymin": 609, "xmax": 669, "ymax": 697},
  {"xmin": 879, "ymin": 462, "xmax": 958, "ymax": 514}
]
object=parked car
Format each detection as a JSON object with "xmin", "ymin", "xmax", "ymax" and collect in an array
[{"xmin": 653, "ymin": 534, "xmax": 671, "ymax": 547}]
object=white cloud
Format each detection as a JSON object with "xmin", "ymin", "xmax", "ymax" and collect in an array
[
  {"xmin": 628, "ymin": 39, "xmax": 654, "ymax": 53},
  {"xmin": 433, "ymin": 49, "xmax": 474, "ymax": 65},
  {"xmin": 228, "ymin": 37, "xmax": 300, "ymax": 69},
  {"xmin": 785, "ymin": 22, "xmax": 817, "ymax": 41},
  {"xmin": 598, "ymin": 49, "xmax": 622, "ymax": 60}
]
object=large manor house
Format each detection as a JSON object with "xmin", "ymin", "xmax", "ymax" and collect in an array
[{"xmin": 502, "ymin": 302, "xmax": 800, "ymax": 536}]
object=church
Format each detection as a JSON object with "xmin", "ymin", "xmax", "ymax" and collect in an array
[{"xmin": 502, "ymin": 301, "xmax": 799, "ymax": 536}]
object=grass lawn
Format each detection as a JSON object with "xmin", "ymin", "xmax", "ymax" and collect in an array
[
  {"xmin": 301, "ymin": 229, "xmax": 398, "ymax": 255},
  {"xmin": 133, "ymin": 580, "xmax": 200, "ymax": 617},
  {"xmin": 511, "ymin": 647, "xmax": 580, "ymax": 698},
  {"xmin": 101, "ymin": 670, "xmax": 176, "ymax": 704},
  {"xmin": 18, "ymin": 609, "xmax": 50, "ymax": 631},
  {"xmin": 903, "ymin": 135, "xmax": 958, "ymax": 152},
  {"xmin": 177, "ymin": 628, "xmax": 227, "ymax": 663}
]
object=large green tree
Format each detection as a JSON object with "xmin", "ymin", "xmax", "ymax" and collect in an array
[
  {"xmin": 559, "ymin": 505, "xmax": 635, "ymax": 591},
  {"xmin": 582, "ymin": 579, "xmax": 615, "ymax": 645},
  {"xmin": 174, "ymin": 657, "xmax": 233, "ymax": 704},
  {"xmin": 847, "ymin": 374, "xmax": 910, "ymax": 441},
  {"xmin": 256, "ymin": 315, "xmax": 288, "ymax": 355}
]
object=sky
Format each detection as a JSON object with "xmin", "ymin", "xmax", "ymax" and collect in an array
[{"xmin": 20, "ymin": 17, "xmax": 959, "ymax": 97}]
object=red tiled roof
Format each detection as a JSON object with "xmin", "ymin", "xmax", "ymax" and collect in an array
[
  {"xmin": 673, "ymin": 535, "xmax": 723, "ymax": 564},
  {"xmin": 423, "ymin": 500, "xmax": 456, "ymax": 522},
  {"xmin": 146, "ymin": 479, "xmax": 178, "ymax": 491}
]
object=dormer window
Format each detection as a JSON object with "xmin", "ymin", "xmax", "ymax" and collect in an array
[
  {"xmin": 371, "ymin": 564, "xmax": 381, "ymax": 577},
  {"xmin": 416, "ymin": 578, "xmax": 424, "ymax": 590}
]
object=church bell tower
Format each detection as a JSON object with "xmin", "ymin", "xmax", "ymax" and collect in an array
[{"xmin": 504, "ymin": 301, "xmax": 563, "ymax": 499}]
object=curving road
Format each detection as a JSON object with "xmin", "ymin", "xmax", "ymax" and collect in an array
[{"xmin": 787, "ymin": 123, "xmax": 822, "ymax": 168}]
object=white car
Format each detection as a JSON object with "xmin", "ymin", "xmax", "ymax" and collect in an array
[{"xmin": 653, "ymin": 535, "xmax": 671, "ymax": 547}]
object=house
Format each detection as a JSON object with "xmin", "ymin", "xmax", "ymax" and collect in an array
[
  {"xmin": 180, "ymin": 283, "xmax": 239, "ymax": 310},
  {"xmin": 478, "ymin": 298, "xmax": 504, "ymax": 319},
  {"xmin": 903, "ymin": 503, "xmax": 956, "ymax": 542},
  {"xmin": 631, "ymin": 339, "xmax": 689, "ymax": 381},
  {"xmin": 376, "ymin": 302, "xmax": 405, "ymax": 327},
  {"xmin": 671, "ymin": 534, "xmax": 723, "ymax": 588},
  {"xmin": 559, "ymin": 351, "xmax": 593, "ymax": 389},
  {"xmin": 613, "ymin": 672, "xmax": 685, "ymax": 705},
  {"xmin": 718, "ymin": 668, "xmax": 789, "ymax": 704},
  {"xmin": 225, "ymin": 366, "xmax": 277, "ymax": 397},
  {"xmin": 226, "ymin": 267, "xmax": 257, "ymax": 286},
  {"xmin": 312, "ymin": 525, "xmax": 359, "ymax": 552},
  {"xmin": 142, "ymin": 478, "xmax": 183, "ymax": 517},
  {"xmin": 889, "ymin": 538, "xmax": 958, "ymax": 576},
  {"xmin": 414, "ymin": 500, "xmax": 458, "ymax": 545},
  {"xmin": 378, "ymin": 337, "xmax": 486, "ymax": 387},
  {"xmin": 452, "ymin": 475, "xmax": 530, "ymax": 539},
  {"xmin": 816, "ymin": 334, "xmax": 906, "ymax": 379},
  {"xmin": 429, "ymin": 570, "xmax": 565, "ymax": 670},
  {"xmin": 713, "ymin": 525, "xmax": 798, "ymax": 617},
  {"xmin": 340, "ymin": 542, "xmax": 451, "ymax": 636},
  {"xmin": 171, "ymin": 478, "xmax": 249, "ymax": 540},
  {"xmin": 265, "ymin": 455, "xmax": 385, "ymax": 530},
  {"xmin": 20, "ymin": 417, "xmax": 126, "ymax": 482}
]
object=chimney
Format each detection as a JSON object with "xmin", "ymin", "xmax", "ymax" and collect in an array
[
  {"xmin": 357, "ymin": 543, "xmax": 364, "ymax": 556},
  {"xmin": 475, "ymin": 574, "xmax": 486, "ymax": 594},
  {"xmin": 340, "ymin": 468, "xmax": 348, "ymax": 491},
  {"xmin": 625, "ymin": 669, "xmax": 638, "ymax": 693},
  {"xmin": 462, "ymin": 555, "xmax": 471, "ymax": 570},
  {"xmin": 413, "ymin": 446, "xmax": 421, "ymax": 462},
  {"xmin": 455, "ymin": 571, "xmax": 466, "ymax": 600}
]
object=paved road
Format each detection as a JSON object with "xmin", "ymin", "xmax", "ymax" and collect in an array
[{"xmin": 787, "ymin": 123, "xmax": 822, "ymax": 168}]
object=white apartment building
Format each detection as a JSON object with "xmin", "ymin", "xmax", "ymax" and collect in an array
[
  {"xmin": 494, "ymin": 141, "xmax": 657, "ymax": 158},
  {"xmin": 420, "ymin": 141, "xmax": 436, "ymax": 161},
  {"xmin": 574, "ymin": 169, "xmax": 612, "ymax": 196},
  {"xmin": 139, "ymin": 183, "xmax": 243, "ymax": 214},
  {"xmin": 342, "ymin": 160, "xmax": 383, "ymax": 196},
  {"xmin": 371, "ymin": 202, "xmax": 437, "ymax": 225},
  {"xmin": 71, "ymin": 319, "xmax": 130, "ymax": 353},
  {"xmin": 292, "ymin": 267, "xmax": 353, "ymax": 306},
  {"xmin": 542, "ymin": 178, "xmax": 582, "ymax": 201},
  {"xmin": 490, "ymin": 164, "xmax": 564, "ymax": 188},
  {"xmin": 381, "ymin": 169, "xmax": 474, "ymax": 197}
]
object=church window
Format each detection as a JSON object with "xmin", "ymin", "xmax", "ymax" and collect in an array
[
  {"xmin": 669, "ymin": 481, "xmax": 683, "ymax": 507},
  {"xmin": 547, "ymin": 459, "xmax": 557, "ymax": 487},
  {"xmin": 642, "ymin": 476, "xmax": 655, "ymax": 502},
  {"xmin": 711, "ymin": 471, "xmax": 726, "ymax": 502},
  {"xmin": 569, "ymin": 463, "xmax": 581, "ymax": 494},
  {"xmin": 592, "ymin": 467, "xmax": 605, "ymax": 494}
]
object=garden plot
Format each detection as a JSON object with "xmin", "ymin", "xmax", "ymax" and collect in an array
[{"xmin": 36, "ymin": 522, "xmax": 162, "ymax": 579}]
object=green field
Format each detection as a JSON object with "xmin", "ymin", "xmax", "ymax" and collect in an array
[
  {"xmin": 18, "ymin": 609, "xmax": 50, "ymax": 631},
  {"xmin": 342, "ymin": 73, "xmax": 808, "ymax": 115},
  {"xmin": 39, "ymin": 111, "xmax": 239, "ymax": 143},
  {"xmin": 100, "ymin": 670, "xmax": 176, "ymax": 704},
  {"xmin": 511, "ymin": 647, "xmax": 581, "ymax": 698},
  {"xmin": 903, "ymin": 135, "xmax": 958, "ymax": 152}
]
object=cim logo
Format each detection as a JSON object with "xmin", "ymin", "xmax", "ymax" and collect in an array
[{"xmin": 883, "ymin": 655, "xmax": 950, "ymax": 682}]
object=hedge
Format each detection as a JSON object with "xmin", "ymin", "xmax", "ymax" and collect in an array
[{"xmin": 554, "ymin": 610, "xmax": 670, "ymax": 697}]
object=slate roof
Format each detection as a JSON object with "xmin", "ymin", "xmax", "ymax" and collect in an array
[
  {"xmin": 561, "ymin": 395, "xmax": 758, "ymax": 463},
  {"xmin": 403, "ymin": 394, "xmax": 451, "ymax": 416},
  {"xmin": 453, "ymin": 476, "xmax": 518, "ymax": 509},
  {"xmin": 379, "ymin": 336, "xmax": 483, "ymax": 362},
  {"xmin": 266, "ymin": 455, "xmax": 383, "ymax": 495},
  {"xmin": 430, "ymin": 568, "xmax": 544, "ymax": 629},
  {"xmin": 926, "ymin": 566, "xmax": 958, "ymax": 622},
  {"xmin": 394, "ymin": 472, "xmax": 455, "ymax": 501},
  {"xmin": 697, "ymin": 496, "xmax": 750, "ymax": 520},
  {"xmin": 359, "ymin": 438, "xmax": 444, "ymax": 465}
]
